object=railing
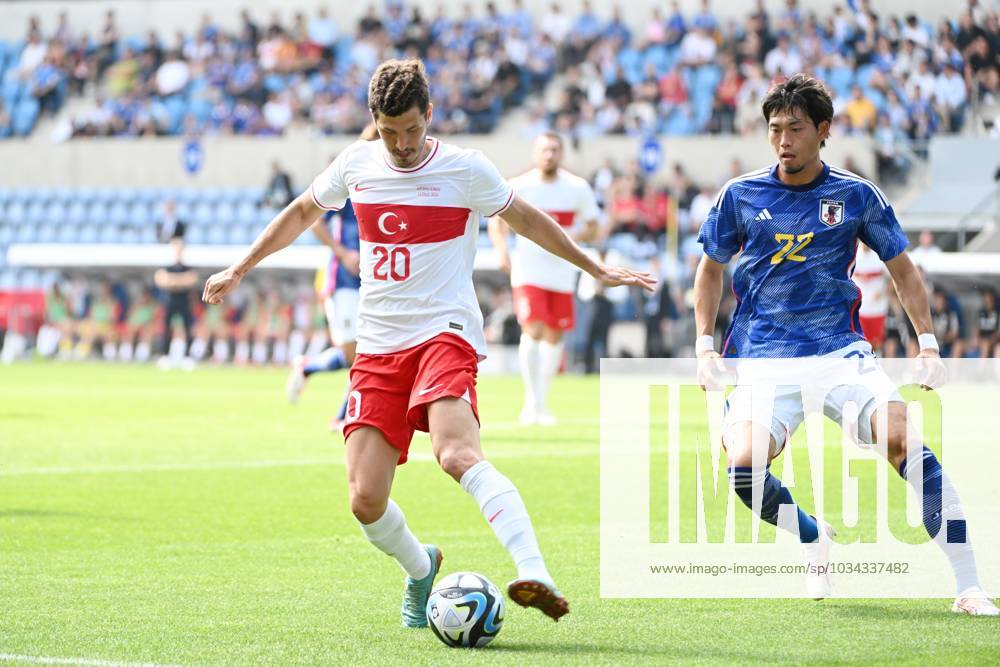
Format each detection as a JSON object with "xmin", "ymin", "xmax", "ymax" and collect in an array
[{"xmin": 956, "ymin": 184, "xmax": 1000, "ymax": 250}]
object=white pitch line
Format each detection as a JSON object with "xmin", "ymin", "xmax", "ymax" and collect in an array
[
  {"xmin": 0, "ymin": 448, "xmax": 598, "ymax": 477},
  {"xmin": 0, "ymin": 654, "xmax": 182, "ymax": 667},
  {"xmin": 0, "ymin": 419, "xmax": 603, "ymax": 477}
]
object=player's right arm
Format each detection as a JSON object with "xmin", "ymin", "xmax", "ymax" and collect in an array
[{"xmin": 203, "ymin": 192, "xmax": 324, "ymax": 304}]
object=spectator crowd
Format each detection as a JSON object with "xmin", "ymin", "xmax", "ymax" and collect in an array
[{"xmin": 0, "ymin": 0, "xmax": 996, "ymax": 164}]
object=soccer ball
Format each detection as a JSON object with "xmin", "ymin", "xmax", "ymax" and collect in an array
[{"xmin": 425, "ymin": 572, "xmax": 505, "ymax": 648}]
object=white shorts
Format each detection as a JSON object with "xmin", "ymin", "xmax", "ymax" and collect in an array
[
  {"xmin": 722, "ymin": 341, "xmax": 902, "ymax": 455},
  {"xmin": 324, "ymin": 288, "xmax": 359, "ymax": 346}
]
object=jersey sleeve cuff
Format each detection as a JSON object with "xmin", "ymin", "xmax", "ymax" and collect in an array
[
  {"xmin": 485, "ymin": 189, "xmax": 514, "ymax": 217},
  {"xmin": 310, "ymin": 183, "xmax": 342, "ymax": 211}
]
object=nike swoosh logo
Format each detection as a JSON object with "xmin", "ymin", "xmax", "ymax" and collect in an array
[
  {"xmin": 417, "ymin": 384, "xmax": 444, "ymax": 396},
  {"xmin": 353, "ymin": 183, "xmax": 374, "ymax": 192},
  {"xmin": 488, "ymin": 509, "xmax": 504, "ymax": 523}
]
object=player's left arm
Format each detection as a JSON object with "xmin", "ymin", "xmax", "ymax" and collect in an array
[
  {"xmin": 885, "ymin": 252, "xmax": 946, "ymax": 387},
  {"xmin": 498, "ymin": 195, "xmax": 656, "ymax": 291}
]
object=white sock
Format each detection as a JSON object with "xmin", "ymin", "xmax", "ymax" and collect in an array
[
  {"xmin": 537, "ymin": 341, "xmax": 563, "ymax": 413},
  {"xmin": 189, "ymin": 337, "xmax": 208, "ymax": 360},
  {"xmin": 118, "ymin": 341, "xmax": 134, "ymax": 361},
  {"xmin": 252, "ymin": 340, "xmax": 268, "ymax": 365},
  {"xmin": 460, "ymin": 460, "xmax": 552, "ymax": 583},
  {"xmin": 102, "ymin": 341, "xmax": 116, "ymax": 361},
  {"xmin": 234, "ymin": 340, "xmax": 250, "ymax": 364},
  {"xmin": 272, "ymin": 340, "xmax": 288, "ymax": 365},
  {"xmin": 135, "ymin": 341, "xmax": 151, "ymax": 362},
  {"xmin": 168, "ymin": 337, "xmax": 186, "ymax": 362},
  {"xmin": 519, "ymin": 334, "xmax": 541, "ymax": 412},
  {"xmin": 212, "ymin": 338, "xmax": 229, "ymax": 363},
  {"xmin": 359, "ymin": 499, "xmax": 431, "ymax": 579},
  {"xmin": 287, "ymin": 330, "xmax": 306, "ymax": 359}
]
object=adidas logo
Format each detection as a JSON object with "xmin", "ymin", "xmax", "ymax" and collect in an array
[{"xmin": 754, "ymin": 208, "xmax": 773, "ymax": 221}]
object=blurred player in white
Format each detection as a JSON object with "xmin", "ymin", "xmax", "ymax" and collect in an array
[
  {"xmin": 851, "ymin": 243, "xmax": 889, "ymax": 354},
  {"xmin": 488, "ymin": 132, "xmax": 599, "ymax": 425},
  {"xmin": 203, "ymin": 59, "xmax": 655, "ymax": 628}
]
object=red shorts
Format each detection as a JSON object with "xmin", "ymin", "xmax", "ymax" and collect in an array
[
  {"xmin": 859, "ymin": 314, "xmax": 886, "ymax": 347},
  {"xmin": 342, "ymin": 333, "xmax": 479, "ymax": 464},
  {"xmin": 513, "ymin": 285, "xmax": 574, "ymax": 330}
]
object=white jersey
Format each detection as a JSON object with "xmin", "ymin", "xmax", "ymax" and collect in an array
[
  {"xmin": 310, "ymin": 137, "xmax": 513, "ymax": 356},
  {"xmin": 508, "ymin": 168, "xmax": 599, "ymax": 293},
  {"xmin": 852, "ymin": 247, "xmax": 889, "ymax": 317}
]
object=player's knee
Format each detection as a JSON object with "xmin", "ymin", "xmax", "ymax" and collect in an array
[
  {"xmin": 349, "ymin": 485, "xmax": 388, "ymax": 524},
  {"xmin": 435, "ymin": 440, "xmax": 481, "ymax": 481}
]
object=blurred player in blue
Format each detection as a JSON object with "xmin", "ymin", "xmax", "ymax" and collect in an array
[
  {"xmin": 285, "ymin": 199, "xmax": 360, "ymax": 431},
  {"xmin": 693, "ymin": 74, "xmax": 997, "ymax": 615}
]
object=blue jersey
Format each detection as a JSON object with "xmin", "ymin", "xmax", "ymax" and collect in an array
[
  {"xmin": 325, "ymin": 202, "xmax": 361, "ymax": 293},
  {"xmin": 698, "ymin": 163, "xmax": 908, "ymax": 358}
]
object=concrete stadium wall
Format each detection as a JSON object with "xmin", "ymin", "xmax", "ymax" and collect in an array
[
  {"xmin": 0, "ymin": 0, "xmax": 968, "ymax": 41},
  {"xmin": 0, "ymin": 134, "xmax": 875, "ymax": 189}
]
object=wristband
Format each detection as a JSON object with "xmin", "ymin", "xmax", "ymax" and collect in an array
[
  {"xmin": 917, "ymin": 333, "xmax": 939, "ymax": 351},
  {"xmin": 695, "ymin": 335, "xmax": 716, "ymax": 355}
]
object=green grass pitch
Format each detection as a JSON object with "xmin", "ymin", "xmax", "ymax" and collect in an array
[{"xmin": 1, "ymin": 363, "xmax": 998, "ymax": 665}]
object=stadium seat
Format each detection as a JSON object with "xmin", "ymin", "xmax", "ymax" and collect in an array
[
  {"xmin": 186, "ymin": 224, "xmax": 207, "ymax": 244},
  {"xmin": 36, "ymin": 222, "xmax": 56, "ymax": 243},
  {"xmin": 66, "ymin": 200, "xmax": 87, "ymax": 225},
  {"xmin": 138, "ymin": 225, "xmax": 157, "ymax": 244},
  {"xmin": 24, "ymin": 201, "xmax": 46, "ymax": 224},
  {"xmin": 207, "ymin": 224, "xmax": 226, "ymax": 245},
  {"xmin": 72, "ymin": 223, "xmax": 93, "ymax": 243},
  {"xmin": 14, "ymin": 222, "xmax": 36, "ymax": 243},
  {"xmin": 215, "ymin": 202, "xmax": 237, "ymax": 226},
  {"xmin": 5, "ymin": 201, "xmax": 26, "ymax": 224},
  {"xmin": 192, "ymin": 201, "xmax": 214, "ymax": 226},
  {"xmin": 98, "ymin": 224, "xmax": 119, "ymax": 244},
  {"xmin": 235, "ymin": 200, "xmax": 257, "ymax": 225},
  {"xmin": 107, "ymin": 201, "xmax": 129, "ymax": 225},
  {"xmin": 0, "ymin": 223, "xmax": 12, "ymax": 244},
  {"xmin": 85, "ymin": 201, "xmax": 109, "ymax": 225},
  {"xmin": 45, "ymin": 201, "xmax": 68, "ymax": 222},
  {"xmin": 0, "ymin": 269, "xmax": 16, "ymax": 289},
  {"xmin": 12, "ymin": 97, "xmax": 39, "ymax": 136}
]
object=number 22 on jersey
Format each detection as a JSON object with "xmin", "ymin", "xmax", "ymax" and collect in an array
[{"xmin": 770, "ymin": 232, "xmax": 814, "ymax": 265}]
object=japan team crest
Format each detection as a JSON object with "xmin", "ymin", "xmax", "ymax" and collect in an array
[{"xmin": 819, "ymin": 199, "xmax": 845, "ymax": 227}]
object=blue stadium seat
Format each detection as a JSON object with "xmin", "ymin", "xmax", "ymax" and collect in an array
[
  {"xmin": 36, "ymin": 222, "xmax": 56, "ymax": 243},
  {"xmin": 76, "ymin": 224, "xmax": 96, "ymax": 244},
  {"xmin": 66, "ymin": 200, "xmax": 87, "ymax": 225},
  {"xmin": 12, "ymin": 97, "xmax": 39, "ymax": 136},
  {"xmin": 215, "ymin": 202, "xmax": 236, "ymax": 226},
  {"xmin": 186, "ymin": 224, "xmax": 207, "ymax": 244},
  {"xmin": 227, "ymin": 225, "xmax": 250, "ymax": 245},
  {"xmin": 119, "ymin": 226, "xmax": 139, "ymax": 244},
  {"xmin": 0, "ymin": 223, "xmax": 12, "ymax": 244},
  {"xmin": 98, "ymin": 224, "xmax": 119, "ymax": 244},
  {"xmin": 5, "ymin": 200, "xmax": 27, "ymax": 224},
  {"xmin": 85, "ymin": 201, "xmax": 109, "ymax": 225},
  {"xmin": 45, "ymin": 201, "xmax": 67, "ymax": 222},
  {"xmin": 107, "ymin": 201, "xmax": 129, "ymax": 225},
  {"xmin": 236, "ymin": 200, "xmax": 257, "ymax": 225},
  {"xmin": 14, "ymin": 222, "xmax": 36, "ymax": 243},
  {"xmin": 138, "ymin": 225, "xmax": 157, "ymax": 244},
  {"xmin": 24, "ymin": 201, "xmax": 46, "ymax": 224},
  {"xmin": 192, "ymin": 201, "xmax": 214, "ymax": 226},
  {"xmin": 129, "ymin": 201, "xmax": 154, "ymax": 226},
  {"xmin": 0, "ymin": 269, "xmax": 16, "ymax": 289},
  {"xmin": 207, "ymin": 224, "xmax": 226, "ymax": 245}
]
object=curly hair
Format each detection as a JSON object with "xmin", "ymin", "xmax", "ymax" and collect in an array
[
  {"xmin": 761, "ymin": 74, "xmax": 833, "ymax": 146},
  {"xmin": 367, "ymin": 59, "xmax": 430, "ymax": 118}
]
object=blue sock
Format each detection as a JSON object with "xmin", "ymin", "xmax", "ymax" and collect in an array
[
  {"xmin": 304, "ymin": 347, "xmax": 346, "ymax": 377},
  {"xmin": 898, "ymin": 447, "xmax": 980, "ymax": 593},
  {"xmin": 729, "ymin": 466, "xmax": 820, "ymax": 543}
]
